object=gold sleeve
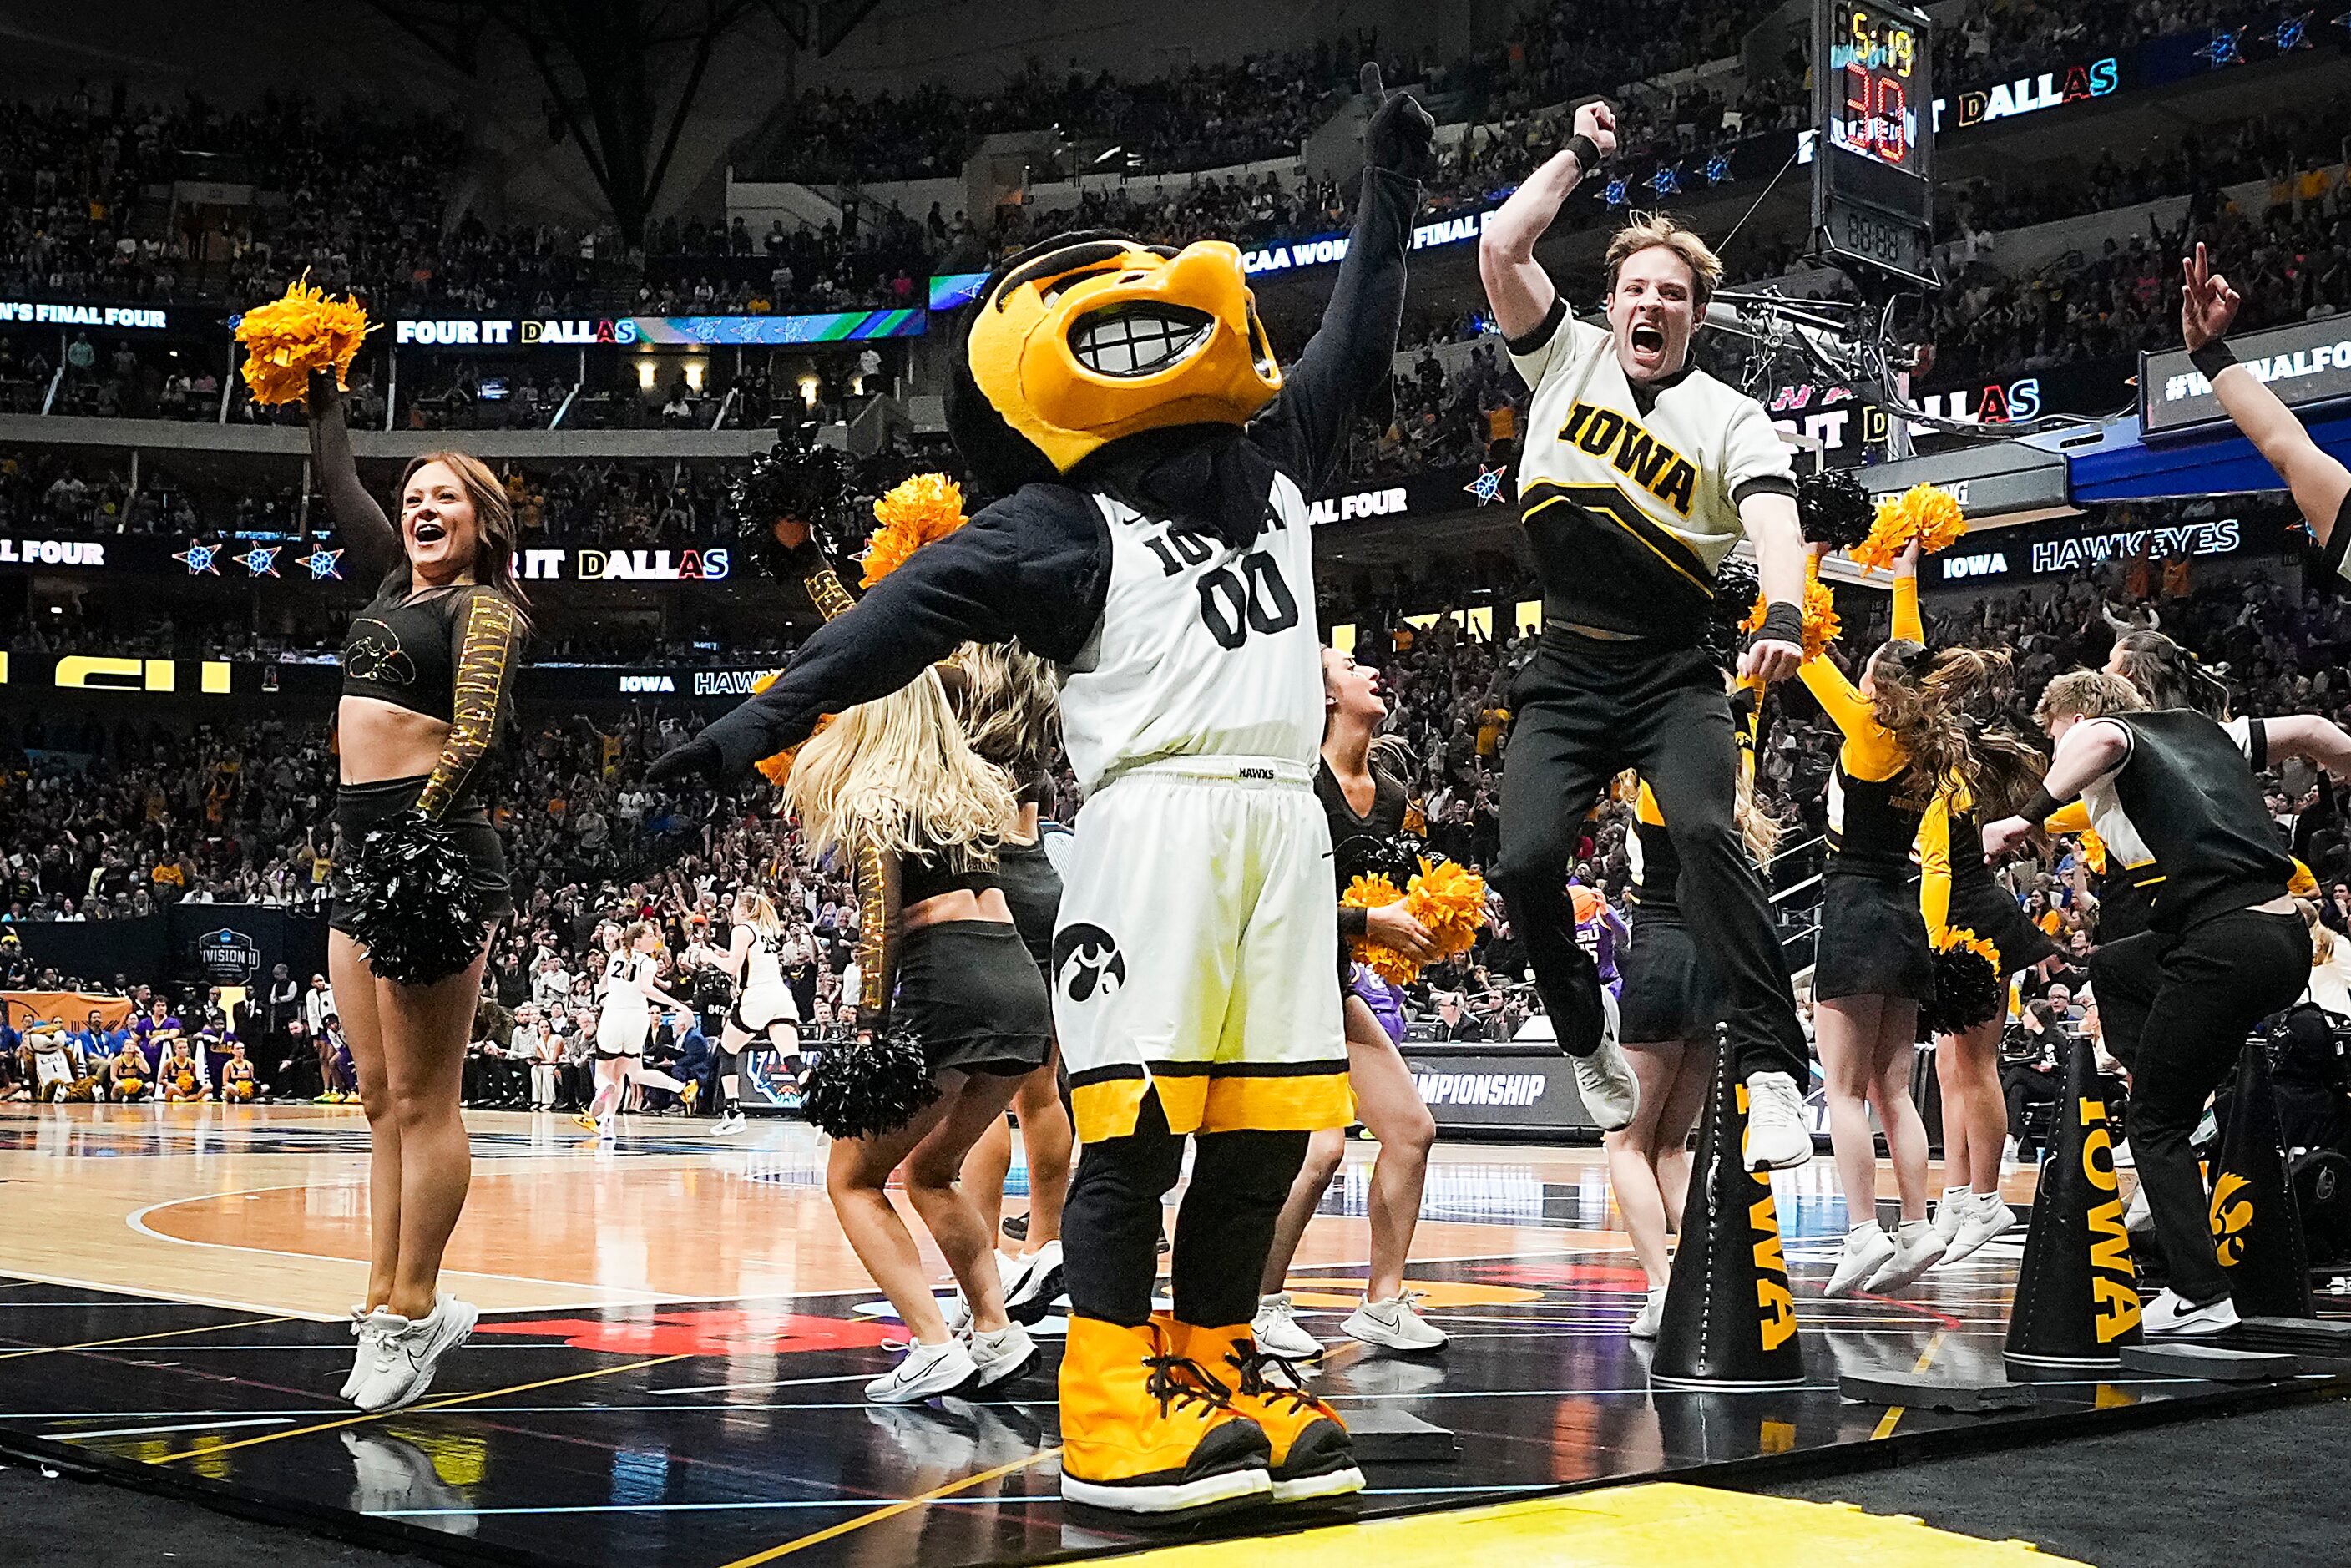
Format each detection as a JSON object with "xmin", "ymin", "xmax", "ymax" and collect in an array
[
  {"xmin": 416, "ymin": 593, "xmax": 522, "ymax": 819},
  {"xmin": 2043, "ymin": 799, "xmax": 2095, "ymax": 836},
  {"xmin": 1893, "ymin": 572, "xmax": 1924, "ymax": 645},
  {"xmin": 1917, "ymin": 790, "xmax": 1953, "ymax": 943},
  {"xmin": 1798, "ymin": 655, "xmax": 1907, "ymax": 781},
  {"xmin": 853, "ymin": 837, "xmax": 902, "ymax": 1028}
]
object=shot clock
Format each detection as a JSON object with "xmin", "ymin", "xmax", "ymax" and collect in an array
[{"xmin": 1812, "ymin": 0, "xmax": 1936, "ymax": 287}]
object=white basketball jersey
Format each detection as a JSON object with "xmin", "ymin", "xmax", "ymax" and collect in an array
[
  {"xmin": 744, "ymin": 931, "xmax": 785, "ymax": 994},
  {"xmin": 602, "ymin": 952, "xmax": 650, "ymax": 1019},
  {"xmin": 1056, "ymin": 473, "xmax": 1324, "ymax": 792}
]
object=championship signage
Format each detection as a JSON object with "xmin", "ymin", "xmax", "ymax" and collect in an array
[
  {"xmin": 1396, "ymin": 1044, "xmax": 1598, "ymax": 1139},
  {"xmin": 392, "ymin": 308, "xmax": 924, "ymax": 352},
  {"xmin": 2141, "ymin": 316, "xmax": 2351, "ymax": 438}
]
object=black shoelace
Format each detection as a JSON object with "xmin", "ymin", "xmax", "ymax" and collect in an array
[
  {"xmin": 1228, "ymin": 1348, "xmax": 1320, "ymax": 1415},
  {"xmin": 1141, "ymin": 1351, "xmax": 1234, "ymax": 1418}
]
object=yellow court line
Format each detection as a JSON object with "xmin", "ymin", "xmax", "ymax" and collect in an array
[
  {"xmin": 1871, "ymin": 1328, "xmax": 1949, "ymax": 1442},
  {"xmin": 714, "ymin": 1447, "xmax": 1064, "ymax": 1568},
  {"xmin": 0, "ymin": 1315, "xmax": 294, "ymax": 1363},
  {"xmin": 158, "ymin": 1353, "xmax": 694, "ymax": 1462}
]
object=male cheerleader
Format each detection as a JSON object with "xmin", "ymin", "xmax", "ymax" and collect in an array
[
  {"xmin": 1477, "ymin": 101, "xmax": 1814, "ymax": 1162},
  {"xmin": 655, "ymin": 72, "xmax": 1437, "ymax": 1514},
  {"xmin": 1985, "ymin": 671, "xmax": 2351, "ymax": 1333}
]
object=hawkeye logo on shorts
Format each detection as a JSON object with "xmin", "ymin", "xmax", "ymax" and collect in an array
[
  {"xmin": 1557, "ymin": 402, "xmax": 1699, "ymax": 517},
  {"xmin": 1052, "ymin": 924, "xmax": 1126, "ymax": 1004}
]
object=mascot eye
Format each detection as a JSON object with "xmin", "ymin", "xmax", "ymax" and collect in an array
[
  {"xmin": 1069, "ymin": 302, "xmax": 1216, "ymax": 377},
  {"xmin": 1040, "ymin": 266, "xmax": 1119, "ymax": 303}
]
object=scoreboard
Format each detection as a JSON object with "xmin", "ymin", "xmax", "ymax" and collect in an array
[{"xmin": 1812, "ymin": 0, "xmax": 1935, "ymax": 286}]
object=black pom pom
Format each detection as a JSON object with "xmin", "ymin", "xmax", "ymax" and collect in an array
[
  {"xmin": 342, "ymin": 813, "xmax": 488, "ymax": 988},
  {"xmin": 800, "ymin": 1030, "xmax": 938, "ymax": 1140},
  {"xmin": 731, "ymin": 443, "xmax": 858, "ymax": 579},
  {"xmin": 1702, "ymin": 557, "xmax": 1760, "ymax": 671},
  {"xmin": 1924, "ymin": 941, "xmax": 2004, "ymax": 1036},
  {"xmin": 1797, "ymin": 468, "xmax": 1874, "ymax": 549},
  {"xmin": 1339, "ymin": 831, "xmax": 1425, "ymax": 888}
]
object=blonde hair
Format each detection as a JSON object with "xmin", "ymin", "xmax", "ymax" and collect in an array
[
  {"xmin": 734, "ymin": 889, "xmax": 783, "ymax": 939},
  {"xmin": 784, "ymin": 668, "xmax": 1015, "ymax": 864},
  {"xmin": 1605, "ymin": 213, "xmax": 1722, "ymax": 312},
  {"xmin": 948, "ymin": 641, "xmax": 1060, "ymax": 786},
  {"xmin": 2035, "ymin": 670, "xmax": 2148, "ymax": 729}
]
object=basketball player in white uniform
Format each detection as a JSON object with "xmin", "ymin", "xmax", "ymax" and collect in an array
[
  {"xmin": 1477, "ymin": 100, "xmax": 1816, "ymax": 1166},
  {"xmin": 577, "ymin": 920, "xmax": 689, "ymax": 1133},
  {"xmin": 655, "ymin": 72, "xmax": 1438, "ymax": 1516},
  {"xmin": 715, "ymin": 888, "xmax": 800, "ymax": 1133}
]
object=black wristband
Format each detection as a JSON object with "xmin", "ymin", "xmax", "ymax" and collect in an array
[
  {"xmin": 2019, "ymin": 786, "xmax": 2065, "ymax": 827},
  {"xmin": 1563, "ymin": 134, "xmax": 1602, "ymax": 178},
  {"xmin": 1745, "ymin": 601, "xmax": 1802, "ymax": 650},
  {"xmin": 2190, "ymin": 339, "xmax": 2238, "ymax": 379}
]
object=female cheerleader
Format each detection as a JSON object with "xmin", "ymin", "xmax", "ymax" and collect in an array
[
  {"xmin": 1252, "ymin": 647, "xmax": 1445, "ymax": 1358},
  {"xmin": 1893, "ymin": 544, "xmax": 2050, "ymax": 1267},
  {"xmin": 712, "ymin": 888, "xmax": 801, "ymax": 1135},
  {"xmin": 578, "ymin": 921, "xmax": 692, "ymax": 1134},
  {"xmin": 311, "ymin": 368, "xmax": 526, "ymax": 1413},
  {"xmin": 1799, "ymin": 548, "xmax": 2002, "ymax": 1296},
  {"xmin": 945, "ymin": 642, "xmax": 1076, "ymax": 1324},
  {"xmin": 1610, "ymin": 688, "xmax": 1780, "ymax": 1337},
  {"xmin": 782, "ymin": 669, "xmax": 1054, "ymax": 1403}
]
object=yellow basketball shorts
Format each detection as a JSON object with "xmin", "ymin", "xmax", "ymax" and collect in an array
[{"xmin": 1050, "ymin": 756, "xmax": 1349, "ymax": 1143}]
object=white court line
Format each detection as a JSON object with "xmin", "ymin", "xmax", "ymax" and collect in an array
[
  {"xmin": 369, "ymin": 1484, "xmax": 1562, "ymax": 1519},
  {"xmin": 655, "ymin": 1372, "xmax": 887, "ymax": 1397},
  {"xmin": 58, "ymin": 1416, "xmax": 293, "ymax": 1441}
]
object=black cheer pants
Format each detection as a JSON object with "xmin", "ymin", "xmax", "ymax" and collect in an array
[
  {"xmin": 1494, "ymin": 633, "xmax": 1807, "ymax": 1083},
  {"xmin": 2089, "ymin": 908, "xmax": 2310, "ymax": 1306},
  {"xmin": 1060, "ymin": 1090, "xmax": 1307, "ymax": 1329}
]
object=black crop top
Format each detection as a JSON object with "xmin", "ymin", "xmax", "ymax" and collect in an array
[
  {"xmin": 898, "ymin": 846, "xmax": 1000, "ymax": 907},
  {"xmin": 341, "ymin": 567, "xmax": 524, "ymax": 818},
  {"xmin": 1319, "ymin": 753, "xmax": 1413, "ymax": 942}
]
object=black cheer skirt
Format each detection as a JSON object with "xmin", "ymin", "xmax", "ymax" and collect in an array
[
  {"xmin": 1813, "ymin": 868, "xmax": 1934, "ymax": 1003},
  {"xmin": 328, "ymin": 774, "xmax": 513, "ymax": 935},
  {"xmin": 1619, "ymin": 915, "xmax": 1723, "ymax": 1044},
  {"xmin": 892, "ymin": 920, "xmax": 1054, "ymax": 1077},
  {"xmin": 1949, "ymin": 883, "xmax": 2057, "ymax": 975}
]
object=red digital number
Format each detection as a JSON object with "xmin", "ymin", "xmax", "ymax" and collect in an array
[{"xmin": 1873, "ymin": 75, "xmax": 1909, "ymax": 164}]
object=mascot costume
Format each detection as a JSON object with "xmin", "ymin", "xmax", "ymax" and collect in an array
[{"xmin": 653, "ymin": 68, "xmax": 1433, "ymax": 1516}]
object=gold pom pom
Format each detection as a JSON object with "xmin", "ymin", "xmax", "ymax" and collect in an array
[
  {"xmin": 1851, "ymin": 483, "xmax": 1968, "ymax": 569},
  {"xmin": 752, "ymin": 710, "xmax": 832, "ymax": 787},
  {"xmin": 1343, "ymin": 873, "xmax": 1416, "ymax": 986},
  {"xmin": 1407, "ymin": 857, "xmax": 1489, "ymax": 959},
  {"xmin": 234, "ymin": 275, "xmax": 372, "ymax": 407},
  {"xmin": 862, "ymin": 473, "xmax": 968, "ymax": 588},
  {"xmin": 1743, "ymin": 562, "xmax": 1842, "ymax": 663},
  {"xmin": 1936, "ymin": 926, "xmax": 2002, "ymax": 966},
  {"xmin": 2075, "ymin": 826, "xmax": 2108, "ymax": 876}
]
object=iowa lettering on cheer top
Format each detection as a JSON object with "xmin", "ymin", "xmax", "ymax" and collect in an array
[{"xmin": 1507, "ymin": 304, "xmax": 1795, "ymax": 640}]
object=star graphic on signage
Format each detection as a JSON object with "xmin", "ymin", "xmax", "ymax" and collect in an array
[
  {"xmin": 235, "ymin": 545, "xmax": 280, "ymax": 578},
  {"xmin": 2196, "ymin": 25, "xmax": 2245, "ymax": 64},
  {"xmin": 175, "ymin": 542, "xmax": 220, "ymax": 575},
  {"xmin": 298, "ymin": 547, "xmax": 345, "ymax": 580},
  {"xmin": 1704, "ymin": 154, "xmax": 1733, "ymax": 186},
  {"xmin": 1648, "ymin": 164, "xmax": 1681, "ymax": 197},
  {"xmin": 1601, "ymin": 178, "xmax": 1629, "ymax": 209},
  {"xmin": 1463, "ymin": 467, "xmax": 1508, "ymax": 507},
  {"xmin": 2270, "ymin": 11, "xmax": 2311, "ymax": 48}
]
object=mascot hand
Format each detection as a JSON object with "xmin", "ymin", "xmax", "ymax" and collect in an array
[
  {"xmin": 647, "ymin": 735, "xmax": 727, "ymax": 790},
  {"xmin": 1362, "ymin": 63, "xmax": 1438, "ymax": 182}
]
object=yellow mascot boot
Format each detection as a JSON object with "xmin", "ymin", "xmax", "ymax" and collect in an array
[
  {"xmin": 1058, "ymin": 1314, "xmax": 1271, "ymax": 1514},
  {"xmin": 1170, "ymin": 1316, "xmax": 1363, "ymax": 1503}
]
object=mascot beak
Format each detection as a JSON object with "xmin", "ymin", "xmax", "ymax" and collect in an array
[{"xmin": 966, "ymin": 237, "xmax": 1282, "ymax": 476}]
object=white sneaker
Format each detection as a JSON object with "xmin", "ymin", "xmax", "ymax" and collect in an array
[
  {"xmin": 352, "ymin": 1293, "xmax": 479, "ymax": 1414},
  {"xmin": 1004, "ymin": 1240, "xmax": 1064, "ymax": 1325},
  {"xmin": 1343, "ymin": 1292, "xmax": 1447, "ymax": 1351},
  {"xmin": 1931, "ymin": 1187, "xmax": 1973, "ymax": 1245},
  {"xmin": 1743, "ymin": 1071, "xmax": 1813, "ymax": 1170},
  {"xmin": 1864, "ymin": 1219, "xmax": 1947, "ymax": 1292},
  {"xmin": 1628, "ymin": 1284, "xmax": 1668, "ymax": 1339},
  {"xmin": 2111, "ymin": 1137, "xmax": 2136, "ymax": 1169},
  {"xmin": 2123, "ymin": 1182, "xmax": 2153, "ymax": 1234},
  {"xmin": 943, "ymin": 1289, "xmax": 973, "ymax": 1336},
  {"xmin": 2141, "ymin": 1288, "xmax": 2240, "ymax": 1338},
  {"xmin": 1825, "ymin": 1224, "xmax": 1897, "ymax": 1297},
  {"xmin": 866, "ymin": 1338, "xmax": 977, "ymax": 1403},
  {"xmin": 339, "ymin": 1303, "xmax": 386, "ymax": 1402},
  {"xmin": 1251, "ymin": 1292, "xmax": 1323, "ymax": 1359},
  {"xmin": 713, "ymin": 1110, "xmax": 746, "ymax": 1136},
  {"xmin": 967, "ymin": 1323, "xmax": 1037, "ymax": 1388},
  {"xmin": 1569, "ymin": 990, "xmax": 1639, "ymax": 1132},
  {"xmin": 1941, "ymin": 1194, "xmax": 2018, "ymax": 1267}
]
